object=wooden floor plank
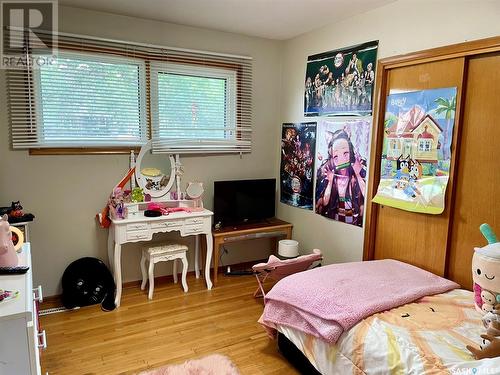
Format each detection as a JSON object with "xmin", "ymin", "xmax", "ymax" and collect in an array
[{"xmin": 40, "ymin": 275, "xmax": 298, "ymax": 375}]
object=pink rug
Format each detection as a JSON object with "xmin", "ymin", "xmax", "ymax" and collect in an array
[{"xmin": 139, "ymin": 354, "xmax": 240, "ymax": 375}]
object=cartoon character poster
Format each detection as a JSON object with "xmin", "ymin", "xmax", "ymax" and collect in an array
[
  {"xmin": 372, "ymin": 87, "xmax": 457, "ymax": 214},
  {"xmin": 304, "ymin": 41, "xmax": 378, "ymax": 117},
  {"xmin": 315, "ymin": 119, "xmax": 370, "ymax": 227},
  {"xmin": 280, "ymin": 122, "xmax": 317, "ymax": 210}
]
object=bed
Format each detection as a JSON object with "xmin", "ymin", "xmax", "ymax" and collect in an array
[{"xmin": 259, "ymin": 260, "xmax": 497, "ymax": 374}]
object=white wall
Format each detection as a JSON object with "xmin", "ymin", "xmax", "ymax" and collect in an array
[
  {"xmin": 0, "ymin": 6, "xmax": 283, "ymax": 296},
  {"xmin": 277, "ymin": 0, "xmax": 500, "ymax": 266}
]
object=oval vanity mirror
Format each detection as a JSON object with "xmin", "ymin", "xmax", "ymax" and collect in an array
[{"xmin": 135, "ymin": 140, "xmax": 175, "ymax": 198}]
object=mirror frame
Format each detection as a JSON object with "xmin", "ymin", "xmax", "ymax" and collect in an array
[{"xmin": 135, "ymin": 140, "xmax": 175, "ymax": 198}]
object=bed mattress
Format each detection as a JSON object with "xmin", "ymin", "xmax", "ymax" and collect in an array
[{"xmin": 276, "ymin": 289, "xmax": 500, "ymax": 374}]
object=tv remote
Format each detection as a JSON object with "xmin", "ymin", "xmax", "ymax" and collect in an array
[{"xmin": 0, "ymin": 266, "xmax": 30, "ymax": 275}]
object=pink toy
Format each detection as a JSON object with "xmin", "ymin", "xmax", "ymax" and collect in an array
[
  {"xmin": 252, "ymin": 249, "xmax": 322, "ymax": 299},
  {"xmin": 108, "ymin": 187, "xmax": 127, "ymax": 220},
  {"xmin": 472, "ymin": 224, "xmax": 500, "ymax": 314},
  {"xmin": 0, "ymin": 214, "xmax": 19, "ymax": 267}
]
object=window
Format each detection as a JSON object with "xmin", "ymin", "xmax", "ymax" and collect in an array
[
  {"xmin": 8, "ymin": 32, "xmax": 252, "ymax": 154},
  {"xmin": 150, "ymin": 61, "xmax": 250, "ymax": 154},
  {"xmin": 151, "ymin": 63, "xmax": 236, "ymax": 143},
  {"xmin": 418, "ymin": 139, "xmax": 432, "ymax": 152},
  {"xmin": 31, "ymin": 52, "xmax": 147, "ymax": 147}
]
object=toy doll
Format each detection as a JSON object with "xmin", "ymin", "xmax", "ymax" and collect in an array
[{"xmin": 108, "ymin": 187, "xmax": 127, "ymax": 220}]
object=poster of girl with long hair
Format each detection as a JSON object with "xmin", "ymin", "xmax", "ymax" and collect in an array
[{"xmin": 315, "ymin": 119, "xmax": 370, "ymax": 227}]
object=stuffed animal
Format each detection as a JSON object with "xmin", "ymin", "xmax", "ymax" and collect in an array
[
  {"xmin": 467, "ymin": 223, "xmax": 500, "ymax": 359},
  {"xmin": 62, "ymin": 257, "xmax": 116, "ymax": 311},
  {"xmin": 472, "ymin": 224, "xmax": 500, "ymax": 313},
  {"xmin": 0, "ymin": 214, "xmax": 19, "ymax": 267}
]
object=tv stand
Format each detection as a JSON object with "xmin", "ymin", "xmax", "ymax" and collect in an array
[{"xmin": 211, "ymin": 218, "xmax": 293, "ymax": 286}]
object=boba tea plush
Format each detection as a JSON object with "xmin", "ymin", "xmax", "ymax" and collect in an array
[{"xmin": 472, "ymin": 224, "xmax": 500, "ymax": 314}]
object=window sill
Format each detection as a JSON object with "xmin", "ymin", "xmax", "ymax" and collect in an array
[{"xmin": 29, "ymin": 147, "xmax": 141, "ymax": 155}]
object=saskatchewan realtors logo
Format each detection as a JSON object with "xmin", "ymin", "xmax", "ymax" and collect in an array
[{"xmin": 1, "ymin": 0, "xmax": 58, "ymax": 69}]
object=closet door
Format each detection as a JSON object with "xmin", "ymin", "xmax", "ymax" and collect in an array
[
  {"xmin": 447, "ymin": 53, "xmax": 500, "ymax": 288},
  {"xmin": 371, "ymin": 58, "xmax": 465, "ymax": 276}
]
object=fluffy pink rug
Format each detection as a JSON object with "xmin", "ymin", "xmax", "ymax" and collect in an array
[{"xmin": 139, "ymin": 354, "xmax": 240, "ymax": 375}]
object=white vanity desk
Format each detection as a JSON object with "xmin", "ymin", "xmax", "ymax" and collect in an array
[{"xmin": 108, "ymin": 208, "xmax": 213, "ymax": 307}]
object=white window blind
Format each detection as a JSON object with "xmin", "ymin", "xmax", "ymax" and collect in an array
[
  {"xmin": 7, "ymin": 31, "xmax": 253, "ymax": 153},
  {"xmin": 150, "ymin": 53, "xmax": 252, "ymax": 154}
]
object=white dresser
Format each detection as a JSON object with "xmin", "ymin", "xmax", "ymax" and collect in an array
[{"xmin": 0, "ymin": 243, "xmax": 45, "ymax": 375}]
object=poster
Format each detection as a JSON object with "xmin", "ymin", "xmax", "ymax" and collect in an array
[
  {"xmin": 315, "ymin": 119, "xmax": 370, "ymax": 227},
  {"xmin": 372, "ymin": 87, "xmax": 457, "ymax": 214},
  {"xmin": 280, "ymin": 122, "xmax": 317, "ymax": 210},
  {"xmin": 304, "ymin": 41, "xmax": 378, "ymax": 117}
]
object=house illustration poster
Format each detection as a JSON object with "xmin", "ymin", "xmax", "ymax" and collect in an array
[{"xmin": 373, "ymin": 87, "xmax": 457, "ymax": 214}]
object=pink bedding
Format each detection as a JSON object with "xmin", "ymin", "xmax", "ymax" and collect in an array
[{"xmin": 259, "ymin": 259, "xmax": 459, "ymax": 343}]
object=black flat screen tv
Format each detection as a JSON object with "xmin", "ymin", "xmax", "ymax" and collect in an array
[{"xmin": 213, "ymin": 178, "xmax": 276, "ymax": 228}]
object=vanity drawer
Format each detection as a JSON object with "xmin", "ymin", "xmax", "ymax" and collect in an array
[
  {"xmin": 184, "ymin": 218, "xmax": 205, "ymax": 226},
  {"xmin": 126, "ymin": 231, "xmax": 150, "ymax": 241},
  {"xmin": 126, "ymin": 223, "xmax": 149, "ymax": 231},
  {"xmin": 151, "ymin": 220, "xmax": 182, "ymax": 230},
  {"xmin": 182, "ymin": 225, "xmax": 204, "ymax": 235}
]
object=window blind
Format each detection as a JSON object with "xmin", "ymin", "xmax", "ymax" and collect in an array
[
  {"xmin": 150, "ymin": 53, "xmax": 252, "ymax": 154},
  {"xmin": 7, "ymin": 31, "xmax": 253, "ymax": 154}
]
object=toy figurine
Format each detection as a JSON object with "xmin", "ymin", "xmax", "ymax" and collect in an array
[{"xmin": 0, "ymin": 215, "xmax": 19, "ymax": 267}]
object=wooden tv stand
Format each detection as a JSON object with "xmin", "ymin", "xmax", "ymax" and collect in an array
[{"xmin": 211, "ymin": 218, "xmax": 293, "ymax": 286}]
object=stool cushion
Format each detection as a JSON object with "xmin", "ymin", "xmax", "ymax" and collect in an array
[{"xmin": 145, "ymin": 244, "xmax": 188, "ymax": 255}]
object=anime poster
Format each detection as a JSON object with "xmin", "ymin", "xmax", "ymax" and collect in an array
[
  {"xmin": 304, "ymin": 41, "xmax": 378, "ymax": 117},
  {"xmin": 372, "ymin": 87, "xmax": 457, "ymax": 214},
  {"xmin": 280, "ymin": 122, "xmax": 317, "ymax": 210},
  {"xmin": 315, "ymin": 119, "xmax": 370, "ymax": 227}
]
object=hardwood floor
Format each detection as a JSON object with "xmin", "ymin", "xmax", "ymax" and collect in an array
[{"xmin": 40, "ymin": 274, "xmax": 299, "ymax": 375}]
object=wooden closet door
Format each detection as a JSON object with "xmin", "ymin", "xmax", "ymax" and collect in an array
[
  {"xmin": 447, "ymin": 53, "xmax": 500, "ymax": 288},
  {"xmin": 372, "ymin": 58, "xmax": 465, "ymax": 276}
]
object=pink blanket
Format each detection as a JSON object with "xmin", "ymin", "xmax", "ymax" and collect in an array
[{"xmin": 259, "ymin": 259, "xmax": 459, "ymax": 343}]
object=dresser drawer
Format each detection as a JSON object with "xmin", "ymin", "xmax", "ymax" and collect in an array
[
  {"xmin": 126, "ymin": 223, "xmax": 149, "ymax": 231},
  {"xmin": 126, "ymin": 231, "xmax": 150, "ymax": 241},
  {"xmin": 151, "ymin": 220, "xmax": 182, "ymax": 230},
  {"xmin": 182, "ymin": 225, "xmax": 204, "ymax": 235},
  {"xmin": 185, "ymin": 217, "xmax": 205, "ymax": 226}
]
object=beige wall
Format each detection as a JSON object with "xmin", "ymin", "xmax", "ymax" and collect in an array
[
  {"xmin": 277, "ymin": 0, "xmax": 500, "ymax": 266},
  {"xmin": 0, "ymin": 6, "xmax": 283, "ymax": 296}
]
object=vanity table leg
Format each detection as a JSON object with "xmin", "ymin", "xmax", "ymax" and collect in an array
[
  {"xmin": 204, "ymin": 233, "xmax": 213, "ymax": 290},
  {"xmin": 194, "ymin": 235, "xmax": 200, "ymax": 279},
  {"xmin": 107, "ymin": 227, "xmax": 115, "ymax": 273},
  {"xmin": 113, "ymin": 243, "xmax": 123, "ymax": 307}
]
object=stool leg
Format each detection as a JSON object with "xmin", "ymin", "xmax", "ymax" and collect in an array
[
  {"xmin": 140, "ymin": 252, "xmax": 147, "ymax": 291},
  {"xmin": 181, "ymin": 254, "xmax": 188, "ymax": 292},
  {"xmin": 148, "ymin": 259, "xmax": 155, "ymax": 300},
  {"xmin": 173, "ymin": 258, "xmax": 178, "ymax": 284}
]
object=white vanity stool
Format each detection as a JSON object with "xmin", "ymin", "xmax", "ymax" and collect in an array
[{"xmin": 140, "ymin": 243, "xmax": 189, "ymax": 299}]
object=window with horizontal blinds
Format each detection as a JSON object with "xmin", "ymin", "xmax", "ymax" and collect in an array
[
  {"xmin": 7, "ymin": 31, "xmax": 253, "ymax": 153},
  {"xmin": 34, "ymin": 52, "xmax": 147, "ymax": 147}
]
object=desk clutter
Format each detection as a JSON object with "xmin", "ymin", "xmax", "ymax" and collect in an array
[{"xmin": 97, "ymin": 140, "xmax": 204, "ymax": 228}]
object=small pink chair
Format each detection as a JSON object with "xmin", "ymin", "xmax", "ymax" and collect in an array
[{"xmin": 252, "ymin": 249, "xmax": 322, "ymax": 299}]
